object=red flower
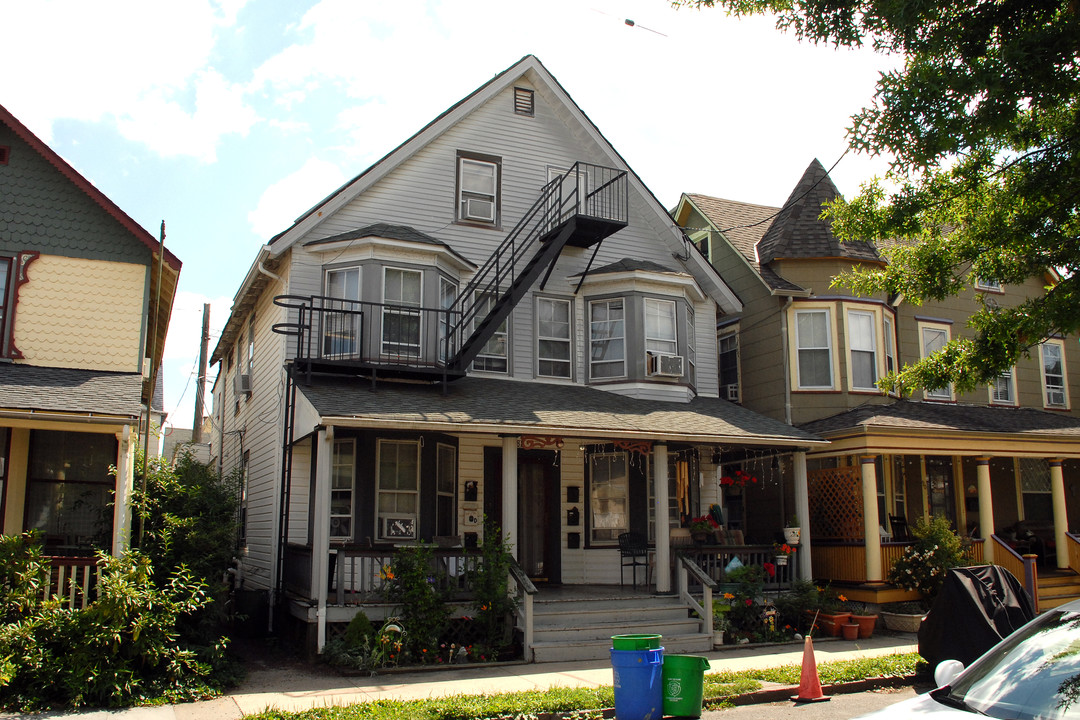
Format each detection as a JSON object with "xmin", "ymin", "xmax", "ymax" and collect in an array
[{"xmin": 763, "ymin": 562, "xmax": 776, "ymax": 578}]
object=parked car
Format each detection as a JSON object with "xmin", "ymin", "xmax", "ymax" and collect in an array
[{"xmin": 856, "ymin": 598, "xmax": 1080, "ymax": 719}]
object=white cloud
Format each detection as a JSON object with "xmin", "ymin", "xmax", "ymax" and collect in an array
[{"xmin": 247, "ymin": 157, "xmax": 348, "ymax": 239}]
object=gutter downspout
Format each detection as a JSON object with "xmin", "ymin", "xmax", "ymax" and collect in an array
[{"xmin": 780, "ymin": 296, "xmax": 793, "ymax": 426}]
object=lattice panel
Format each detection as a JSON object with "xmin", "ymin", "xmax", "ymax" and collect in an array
[{"xmin": 808, "ymin": 466, "xmax": 863, "ymax": 541}]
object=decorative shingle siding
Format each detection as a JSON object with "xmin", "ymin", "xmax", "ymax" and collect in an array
[
  {"xmin": 14, "ymin": 254, "xmax": 146, "ymax": 371},
  {"xmin": 0, "ymin": 125, "xmax": 150, "ymax": 265}
]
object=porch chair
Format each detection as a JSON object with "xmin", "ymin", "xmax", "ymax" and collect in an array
[
  {"xmin": 618, "ymin": 532, "xmax": 650, "ymax": 589},
  {"xmin": 889, "ymin": 515, "xmax": 910, "ymax": 541}
]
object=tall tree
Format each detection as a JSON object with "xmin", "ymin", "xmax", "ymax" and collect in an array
[{"xmin": 676, "ymin": 0, "xmax": 1080, "ymax": 394}]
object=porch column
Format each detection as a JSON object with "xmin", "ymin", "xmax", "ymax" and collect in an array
[
  {"xmin": 501, "ymin": 435, "xmax": 519, "ymax": 561},
  {"xmin": 112, "ymin": 426, "xmax": 135, "ymax": 555},
  {"xmin": 654, "ymin": 442, "xmax": 671, "ymax": 593},
  {"xmin": 861, "ymin": 455, "xmax": 883, "ymax": 582},
  {"xmin": 976, "ymin": 457, "xmax": 995, "ymax": 564},
  {"xmin": 313, "ymin": 425, "xmax": 334, "ymax": 654},
  {"xmin": 1050, "ymin": 459, "xmax": 1069, "ymax": 569},
  {"xmin": 793, "ymin": 451, "xmax": 812, "ymax": 580}
]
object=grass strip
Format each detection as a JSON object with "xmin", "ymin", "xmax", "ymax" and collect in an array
[{"xmin": 247, "ymin": 652, "xmax": 924, "ymax": 720}]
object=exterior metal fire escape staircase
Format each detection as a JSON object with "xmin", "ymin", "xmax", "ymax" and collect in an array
[{"xmin": 446, "ymin": 162, "xmax": 628, "ymax": 372}]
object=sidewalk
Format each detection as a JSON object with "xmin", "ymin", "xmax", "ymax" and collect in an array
[{"xmin": 12, "ymin": 634, "xmax": 918, "ymax": 719}]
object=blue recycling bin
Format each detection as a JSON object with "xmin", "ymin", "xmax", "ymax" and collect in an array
[{"xmin": 610, "ymin": 646, "xmax": 664, "ymax": 720}]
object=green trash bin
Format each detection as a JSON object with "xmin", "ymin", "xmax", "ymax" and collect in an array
[
  {"xmin": 662, "ymin": 654, "xmax": 710, "ymax": 718},
  {"xmin": 611, "ymin": 633, "xmax": 662, "ymax": 651}
]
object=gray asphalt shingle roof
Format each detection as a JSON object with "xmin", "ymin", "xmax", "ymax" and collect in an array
[
  {"xmin": 799, "ymin": 399, "xmax": 1080, "ymax": 438},
  {"xmin": 0, "ymin": 364, "xmax": 143, "ymax": 417},
  {"xmin": 298, "ymin": 376, "xmax": 823, "ymax": 446}
]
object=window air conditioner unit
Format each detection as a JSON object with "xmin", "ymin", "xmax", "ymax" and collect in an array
[
  {"xmin": 648, "ymin": 352, "xmax": 684, "ymax": 377},
  {"xmin": 1049, "ymin": 389, "xmax": 1066, "ymax": 406},
  {"xmin": 464, "ymin": 198, "xmax": 495, "ymax": 222},
  {"xmin": 234, "ymin": 372, "xmax": 252, "ymax": 396},
  {"xmin": 725, "ymin": 383, "xmax": 739, "ymax": 402}
]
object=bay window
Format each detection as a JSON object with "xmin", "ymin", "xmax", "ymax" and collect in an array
[
  {"xmin": 794, "ymin": 308, "xmax": 833, "ymax": 389},
  {"xmin": 589, "ymin": 299, "xmax": 625, "ymax": 379},
  {"xmin": 537, "ymin": 296, "xmax": 572, "ymax": 378},
  {"xmin": 847, "ymin": 310, "xmax": 877, "ymax": 391},
  {"xmin": 382, "ymin": 267, "xmax": 422, "ymax": 358}
]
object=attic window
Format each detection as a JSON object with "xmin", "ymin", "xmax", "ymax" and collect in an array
[
  {"xmin": 514, "ymin": 87, "xmax": 534, "ymax": 117},
  {"xmin": 0, "ymin": 146, "xmax": 9, "ymax": 165}
]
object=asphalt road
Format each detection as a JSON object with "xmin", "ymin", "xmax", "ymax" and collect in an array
[{"xmin": 701, "ymin": 684, "xmax": 920, "ymax": 719}]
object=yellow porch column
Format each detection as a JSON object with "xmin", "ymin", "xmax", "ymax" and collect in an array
[
  {"xmin": 654, "ymin": 443, "xmax": 671, "ymax": 593},
  {"xmin": 111, "ymin": 426, "xmax": 135, "ymax": 555},
  {"xmin": 501, "ymin": 435, "xmax": 519, "ymax": 561},
  {"xmin": 976, "ymin": 457, "xmax": 995, "ymax": 564},
  {"xmin": 862, "ymin": 455, "xmax": 882, "ymax": 582},
  {"xmin": 3, "ymin": 429, "xmax": 29, "ymax": 534},
  {"xmin": 1050, "ymin": 459, "xmax": 1069, "ymax": 569}
]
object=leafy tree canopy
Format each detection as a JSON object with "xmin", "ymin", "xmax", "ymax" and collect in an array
[{"xmin": 675, "ymin": 0, "xmax": 1080, "ymax": 394}]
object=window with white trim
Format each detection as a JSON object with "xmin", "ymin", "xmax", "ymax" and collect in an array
[
  {"xmin": 992, "ymin": 368, "xmax": 1015, "ymax": 405},
  {"xmin": 686, "ymin": 305, "xmax": 696, "ymax": 386},
  {"xmin": 244, "ymin": 314, "xmax": 255, "ymax": 397},
  {"xmin": 1019, "ymin": 458, "xmax": 1052, "ymax": 522},
  {"xmin": 323, "ymin": 267, "xmax": 361, "ymax": 358},
  {"xmin": 382, "ymin": 267, "xmax": 422, "ymax": 358},
  {"xmin": 473, "ymin": 292, "xmax": 508, "ymax": 373},
  {"xmin": 438, "ymin": 277, "xmax": 457, "ymax": 363},
  {"xmin": 795, "ymin": 308, "xmax": 833, "ymax": 389},
  {"xmin": 644, "ymin": 298, "xmax": 677, "ymax": 356},
  {"xmin": 537, "ymin": 297, "xmax": 572, "ymax": 378},
  {"xmin": 847, "ymin": 309, "xmax": 877, "ymax": 391},
  {"xmin": 975, "ymin": 277, "xmax": 1002, "ymax": 292},
  {"xmin": 883, "ymin": 315, "xmax": 897, "ymax": 377},
  {"xmin": 920, "ymin": 323, "xmax": 953, "ymax": 400},
  {"xmin": 1041, "ymin": 340, "xmax": 1068, "ymax": 408},
  {"xmin": 458, "ymin": 156, "xmax": 498, "ymax": 223},
  {"xmin": 436, "ymin": 443, "xmax": 457, "ymax": 537},
  {"xmin": 589, "ymin": 298, "xmax": 625, "ymax": 379},
  {"xmin": 376, "ymin": 439, "xmax": 419, "ymax": 541},
  {"xmin": 719, "ymin": 330, "xmax": 739, "ymax": 401},
  {"xmin": 0, "ymin": 257, "xmax": 11, "ymax": 358},
  {"xmin": 331, "ymin": 438, "xmax": 355, "ymax": 541},
  {"xmin": 589, "ymin": 452, "xmax": 629, "ymax": 544}
]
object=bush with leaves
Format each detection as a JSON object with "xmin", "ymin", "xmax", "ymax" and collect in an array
[
  {"xmin": 0, "ymin": 534, "xmax": 218, "ymax": 711},
  {"xmin": 888, "ymin": 515, "xmax": 965, "ymax": 597},
  {"xmin": 380, "ymin": 542, "xmax": 451, "ymax": 662},
  {"xmin": 467, "ymin": 519, "xmax": 519, "ymax": 657}
]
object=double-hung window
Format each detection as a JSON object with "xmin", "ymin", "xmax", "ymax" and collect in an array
[
  {"xmin": 537, "ymin": 297, "xmax": 572, "ymax": 378},
  {"xmin": 589, "ymin": 299, "xmax": 625, "ymax": 379},
  {"xmin": 376, "ymin": 439, "xmax": 419, "ymax": 541},
  {"xmin": 1041, "ymin": 340, "xmax": 1068, "ymax": 408},
  {"xmin": 331, "ymin": 438, "xmax": 355, "ymax": 541},
  {"xmin": 992, "ymin": 369, "xmax": 1016, "ymax": 404},
  {"xmin": 436, "ymin": 444, "xmax": 457, "ymax": 537},
  {"xmin": 473, "ymin": 292, "xmax": 508, "ymax": 372},
  {"xmin": 0, "ymin": 257, "xmax": 11, "ymax": 357},
  {"xmin": 920, "ymin": 322, "xmax": 953, "ymax": 400},
  {"xmin": 847, "ymin": 310, "xmax": 877, "ymax": 391},
  {"xmin": 719, "ymin": 330, "xmax": 739, "ymax": 401},
  {"xmin": 589, "ymin": 452, "xmax": 629, "ymax": 544},
  {"xmin": 382, "ymin": 267, "xmax": 422, "ymax": 358},
  {"xmin": 323, "ymin": 267, "xmax": 361, "ymax": 358},
  {"xmin": 438, "ymin": 277, "xmax": 457, "ymax": 363},
  {"xmin": 686, "ymin": 305, "xmax": 696, "ymax": 386},
  {"xmin": 644, "ymin": 298, "xmax": 678, "ymax": 357},
  {"xmin": 458, "ymin": 156, "xmax": 499, "ymax": 224},
  {"xmin": 794, "ymin": 308, "xmax": 833, "ymax": 389},
  {"xmin": 883, "ymin": 315, "xmax": 897, "ymax": 376}
]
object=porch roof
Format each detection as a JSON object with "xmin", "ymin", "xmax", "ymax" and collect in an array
[
  {"xmin": 296, "ymin": 376, "xmax": 824, "ymax": 447},
  {"xmin": 0, "ymin": 365, "xmax": 142, "ymax": 420},
  {"xmin": 799, "ymin": 399, "xmax": 1080, "ymax": 458}
]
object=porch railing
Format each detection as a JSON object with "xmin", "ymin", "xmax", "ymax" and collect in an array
[
  {"xmin": 675, "ymin": 552, "xmax": 715, "ymax": 637},
  {"xmin": 45, "ymin": 556, "xmax": 99, "ymax": 609},
  {"xmin": 508, "ymin": 561, "xmax": 538, "ymax": 662},
  {"xmin": 993, "ymin": 534, "xmax": 1039, "ymax": 611},
  {"xmin": 812, "ymin": 539, "xmax": 985, "ymax": 584},
  {"xmin": 1066, "ymin": 533, "xmax": 1080, "ymax": 574},
  {"xmin": 681, "ymin": 545, "xmax": 797, "ymax": 590}
]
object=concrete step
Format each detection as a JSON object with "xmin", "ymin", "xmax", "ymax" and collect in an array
[
  {"xmin": 531, "ymin": 632, "xmax": 713, "ymax": 663},
  {"xmin": 533, "ymin": 616, "xmax": 703, "ymax": 644}
]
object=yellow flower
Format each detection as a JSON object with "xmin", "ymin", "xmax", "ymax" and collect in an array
[
  {"xmin": 723, "ymin": 593, "xmax": 735, "ymax": 600},
  {"xmin": 838, "ymin": 594, "xmax": 848, "ymax": 603}
]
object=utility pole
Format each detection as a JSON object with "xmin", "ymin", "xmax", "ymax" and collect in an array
[{"xmin": 192, "ymin": 302, "xmax": 210, "ymax": 442}]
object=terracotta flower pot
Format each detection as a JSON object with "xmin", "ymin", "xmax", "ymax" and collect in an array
[
  {"xmin": 851, "ymin": 614, "xmax": 878, "ymax": 639},
  {"xmin": 841, "ymin": 622, "xmax": 859, "ymax": 641},
  {"xmin": 805, "ymin": 611, "xmax": 852, "ymax": 637}
]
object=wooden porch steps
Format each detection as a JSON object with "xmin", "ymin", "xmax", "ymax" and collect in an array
[
  {"xmin": 1038, "ymin": 569, "xmax": 1080, "ymax": 610},
  {"xmin": 527, "ymin": 589, "xmax": 711, "ymax": 663}
]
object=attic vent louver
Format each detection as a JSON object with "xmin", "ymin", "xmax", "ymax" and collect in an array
[
  {"xmin": 0, "ymin": 146, "xmax": 9, "ymax": 165},
  {"xmin": 514, "ymin": 87, "xmax": 534, "ymax": 117}
]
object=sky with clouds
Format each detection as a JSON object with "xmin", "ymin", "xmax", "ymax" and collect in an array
[{"xmin": 1, "ymin": 0, "xmax": 899, "ymax": 433}]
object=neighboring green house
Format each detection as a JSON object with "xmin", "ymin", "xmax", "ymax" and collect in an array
[{"xmin": 674, "ymin": 159, "xmax": 1080, "ymax": 607}]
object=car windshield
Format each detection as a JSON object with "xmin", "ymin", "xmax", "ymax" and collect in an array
[{"xmin": 937, "ymin": 607, "xmax": 1080, "ymax": 719}]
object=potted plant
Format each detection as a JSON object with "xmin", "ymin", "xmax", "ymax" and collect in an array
[
  {"xmin": 805, "ymin": 586, "xmax": 851, "ymax": 637},
  {"xmin": 880, "ymin": 601, "xmax": 928, "ymax": 633},
  {"xmin": 783, "ymin": 515, "xmax": 801, "ymax": 545},
  {"xmin": 773, "ymin": 542, "xmax": 794, "ymax": 567},
  {"xmin": 712, "ymin": 594, "xmax": 733, "ymax": 647},
  {"xmin": 843, "ymin": 598, "xmax": 879, "ymax": 639},
  {"xmin": 688, "ymin": 517, "xmax": 716, "ymax": 544}
]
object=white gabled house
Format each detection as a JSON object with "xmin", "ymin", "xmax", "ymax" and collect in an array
[{"xmin": 211, "ymin": 55, "xmax": 823, "ymax": 660}]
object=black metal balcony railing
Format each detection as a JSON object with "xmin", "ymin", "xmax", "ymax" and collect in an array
[{"xmin": 273, "ymin": 161, "xmax": 628, "ymax": 381}]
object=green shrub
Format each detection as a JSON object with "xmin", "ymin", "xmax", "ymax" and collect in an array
[
  {"xmin": 0, "ymin": 535, "xmax": 218, "ymax": 712},
  {"xmin": 888, "ymin": 515, "xmax": 965, "ymax": 597},
  {"xmin": 380, "ymin": 543, "xmax": 451, "ymax": 662},
  {"xmin": 467, "ymin": 519, "xmax": 519, "ymax": 657}
]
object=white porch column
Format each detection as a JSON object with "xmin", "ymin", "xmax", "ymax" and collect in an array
[
  {"xmin": 313, "ymin": 425, "xmax": 334, "ymax": 654},
  {"xmin": 1050, "ymin": 459, "xmax": 1069, "ymax": 569},
  {"xmin": 861, "ymin": 455, "xmax": 883, "ymax": 582},
  {"xmin": 793, "ymin": 451, "xmax": 812, "ymax": 580},
  {"xmin": 502, "ymin": 435, "xmax": 519, "ymax": 560},
  {"xmin": 654, "ymin": 443, "xmax": 671, "ymax": 593},
  {"xmin": 111, "ymin": 426, "xmax": 135, "ymax": 555},
  {"xmin": 976, "ymin": 457, "xmax": 995, "ymax": 564}
]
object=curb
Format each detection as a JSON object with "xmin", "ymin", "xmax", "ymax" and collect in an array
[{"xmin": 722, "ymin": 673, "xmax": 919, "ymax": 706}]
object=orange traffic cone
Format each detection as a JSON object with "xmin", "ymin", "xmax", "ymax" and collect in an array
[{"xmin": 791, "ymin": 636, "xmax": 830, "ymax": 703}]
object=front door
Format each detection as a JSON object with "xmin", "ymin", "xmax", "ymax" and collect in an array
[
  {"xmin": 518, "ymin": 450, "xmax": 561, "ymax": 584},
  {"xmin": 926, "ymin": 455, "xmax": 957, "ymax": 527}
]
